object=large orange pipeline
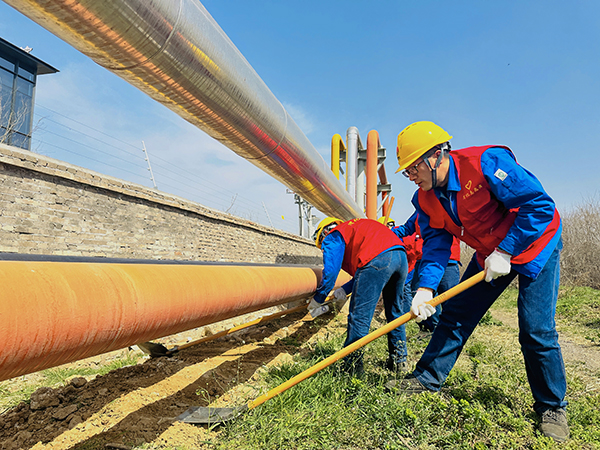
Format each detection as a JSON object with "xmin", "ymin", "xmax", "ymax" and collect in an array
[{"xmin": 0, "ymin": 259, "xmax": 350, "ymax": 382}]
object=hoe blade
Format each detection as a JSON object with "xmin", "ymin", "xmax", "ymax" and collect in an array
[{"xmin": 177, "ymin": 405, "xmax": 248, "ymax": 425}]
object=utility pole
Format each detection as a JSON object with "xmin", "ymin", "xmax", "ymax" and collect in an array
[
  {"xmin": 262, "ymin": 201, "xmax": 274, "ymax": 228},
  {"xmin": 141, "ymin": 141, "xmax": 157, "ymax": 189},
  {"xmin": 293, "ymin": 193, "xmax": 315, "ymax": 238}
]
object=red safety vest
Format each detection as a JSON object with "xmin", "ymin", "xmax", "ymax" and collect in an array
[
  {"xmin": 334, "ymin": 218, "xmax": 404, "ymax": 276},
  {"xmin": 418, "ymin": 146, "xmax": 560, "ymax": 266},
  {"xmin": 401, "ymin": 233, "xmax": 419, "ymax": 273}
]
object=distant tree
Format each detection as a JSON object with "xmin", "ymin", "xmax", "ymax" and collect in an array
[
  {"xmin": 0, "ymin": 85, "xmax": 31, "ymax": 148},
  {"xmin": 561, "ymin": 196, "xmax": 600, "ymax": 289}
]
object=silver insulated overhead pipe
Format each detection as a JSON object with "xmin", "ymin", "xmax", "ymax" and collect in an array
[{"xmin": 4, "ymin": 0, "xmax": 364, "ymax": 221}]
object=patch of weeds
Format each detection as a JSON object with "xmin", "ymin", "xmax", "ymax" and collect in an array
[
  {"xmin": 568, "ymin": 392, "xmax": 600, "ymax": 444},
  {"xmin": 466, "ymin": 341, "xmax": 487, "ymax": 359},
  {"xmin": 479, "ymin": 310, "xmax": 503, "ymax": 326},
  {"xmin": 42, "ymin": 366, "xmax": 98, "ymax": 385},
  {"xmin": 42, "ymin": 353, "xmax": 142, "ymax": 385},
  {"xmin": 280, "ymin": 336, "xmax": 301, "ymax": 347},
  {"xmin": 97, "ymin": 353, "xmax": 143, "ymax": 374}
]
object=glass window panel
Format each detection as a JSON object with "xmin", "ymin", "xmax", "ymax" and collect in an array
[
  {"xmin": 13, "ymin": 91, "xmax": 32, "ymax": 134},
  {"xmin": 18, "ymin": 65, "xmax": 35, "ymax": 82},
  {"xmin": 0, "ymin": 88, "xmax": 11, "ymax": 127},
  {"xmin": 0, "ymin": 67, "xmax": 14, "ymax": 89},
  {"xmin": 10, "ymin": 132, "xmax": 30, "ymax": 150},
  {"xmin": 0, "ymin": 56, "xmax": 15, "ymax": 73},
  {"xmin": 16, "ymin": 77, "xmax": 34, "ymax": 96}
]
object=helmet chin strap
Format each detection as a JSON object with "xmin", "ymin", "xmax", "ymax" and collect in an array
[{"xmin": 423, "ymin": 143, "xmax": 450, "ymax": 189}]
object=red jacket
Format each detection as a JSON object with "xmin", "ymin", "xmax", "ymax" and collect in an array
[{"xmin": 335, "ymin": 218, "xmax": 404, "ymax": 276}]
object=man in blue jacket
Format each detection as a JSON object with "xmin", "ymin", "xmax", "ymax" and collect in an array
[
  {"xmin": 310, "ymin": 217, "xmax": 409, "ymax": 375},
  {"xmin": 391, "ymin": 121, "xmax": 568, "ymax": 442}
]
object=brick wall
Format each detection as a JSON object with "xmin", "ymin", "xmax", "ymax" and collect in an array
[{"xmin": 0, "ymin": 143, "xmax": 322, "ymax": 265}]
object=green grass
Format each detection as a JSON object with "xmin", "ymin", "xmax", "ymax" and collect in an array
[
  {"xmin": 208, "ymin": 288, "xmax": 600, "ymax": 450},
  {"xmin": 493, "ymin": 285, "xmax": 600, "ymax": 344}
]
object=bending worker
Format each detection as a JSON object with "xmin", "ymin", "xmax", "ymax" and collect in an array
[
  {"xmin": 310, "ymin": 217, "xmax": 409, "ymax": 374},
  {"xmin": 393, "ymin": 121, "xmax": 568, "ymax": 443}
]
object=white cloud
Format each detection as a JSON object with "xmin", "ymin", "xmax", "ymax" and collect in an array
[{"xmin": 282, "ymin": 101, "xmax": 315, "ymax": 136}]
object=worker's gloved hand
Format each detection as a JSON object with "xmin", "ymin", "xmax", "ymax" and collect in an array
[
  {"xmin": 308, "ymin": 298, "xmax": 329, "ymax": 318},
  {"xmin": 308, "ymin": 298, "xmax": 323, "ymax": 311},
  {"xmin": 411, "ymin": 289, "xmax": 435, "ymax": 322},
  {"xmin": 484, "ymin": 249, "xmax": 512, "ymax": 283},
  {"xmin": 333, "ymin": 287, "xmax": 347, "ymax": 302}
]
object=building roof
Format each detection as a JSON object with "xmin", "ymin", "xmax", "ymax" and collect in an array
[{"xmin": 0, "ymin": 36, "xmax": 58, "ymax": 75}]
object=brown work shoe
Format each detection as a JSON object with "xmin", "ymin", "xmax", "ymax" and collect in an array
[
  {"xmin": 539, "ymin": 408, "xmax": 569, "ymax": 443},
  {"xmin": 384, "ymin": 374, "xmax": 430, "ymax": 395}
]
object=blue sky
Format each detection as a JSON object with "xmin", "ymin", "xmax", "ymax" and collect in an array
[{"xmin": 1, "ymin": 1, "xmax": 599, "ymax": 233}]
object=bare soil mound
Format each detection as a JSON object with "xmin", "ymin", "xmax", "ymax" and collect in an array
[{"xmin": 0, "ymin": 309, "xmax": 339, "ymax": 450}]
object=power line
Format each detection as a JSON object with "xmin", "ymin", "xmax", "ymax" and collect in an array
[{"xmin": 32, "ymin": 104, "xmax": 296, "ymax": 233}]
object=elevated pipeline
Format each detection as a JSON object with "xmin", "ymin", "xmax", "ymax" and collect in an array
[
  {"xmin": 0, "ymin": 256, "xmax": 350, "ymax": 382},
  {"xmin": 4, "ymin": 0, "xmax": 363, "ymax": 220}
]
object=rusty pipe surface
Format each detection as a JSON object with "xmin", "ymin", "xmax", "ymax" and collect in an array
[
  {"xmin": 3, "ymin": 0, "xmax": 363, "ymax": 220},
  {"xmin": 0, "ymin": 259, "xmax": 343, "ymax": 382}
]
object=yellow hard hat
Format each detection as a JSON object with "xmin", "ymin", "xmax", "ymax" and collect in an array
[
  {"xmin": 313, "ymin": 217, "xmax": 342, "ymax": 248},
  {"xmin": 395, "ymin": 121, "xmax": 452, "ymax": 173},
  {"xmin": 378, "ymin": 217, "xmax": 395, "ymax": 226}
]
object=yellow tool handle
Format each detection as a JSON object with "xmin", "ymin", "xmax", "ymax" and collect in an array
[
  {"xmin": 247, "ymin": 271, "xmax": 485, "ymax": 410},
  {"xmin": 172, "ymin": 293, "xmax": 339, "ymax": 353},
  {"xmin": 383, "ymin": 196, "xmax": 394, "ymax": 225}
]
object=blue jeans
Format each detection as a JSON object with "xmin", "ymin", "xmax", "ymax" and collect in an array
[
  {"xmin": 411, "ymin": 260, "xmax": 461, "ymax": 332},
  {"xmin": 344, "ymin": 248, "xmax": 409, "ymax": 366},
  {"xmin": 413, "ymin": 241, "xmax": 567, "ymax": 413}
]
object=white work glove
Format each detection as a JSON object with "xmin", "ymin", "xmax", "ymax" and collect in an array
[
  {"xmin": 308, "ymin": 298, "xmax": 329, "ymax": 318},
  {"xmin": 333, "ymin": 287, "xmax": 347, "ymax": 302},
  {"xmin": 484, "ymin": 249, "xmax": 512, "ymax": 283},
  {"xmin": 411, "ymin": 289, "xmax": 435, "ymax": 322},
  {"xmin": 308, "ymin": 298, "xmax": 323, "ymax": 310}
]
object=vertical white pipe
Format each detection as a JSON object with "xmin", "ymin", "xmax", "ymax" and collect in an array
[{"xmin": 346, "ymin": 127, "xmax": 359, "ymax": 202}]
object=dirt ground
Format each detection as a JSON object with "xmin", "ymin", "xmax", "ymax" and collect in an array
[
  {"xmin": 1, "ymin": 306, "xmax": 598, "ymax": 450},
  {"xmin": 0, "ymin": 307, "xmax": 346, "ymax": 450}
]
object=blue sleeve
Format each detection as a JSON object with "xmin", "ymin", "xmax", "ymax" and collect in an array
[
  {"xmin": 341, "ymin": 278, "xmax": 354, "ymax": 294},
  {"xmin": 480, "ymin": 147, "xmax": 556, "ymax": 256},
  {"xmin": 391, "ymin": 209, "xmax": 417, "ymax": 238},
  {"xmin": 314, "ymin": 231, "xmax": 346, "ymax": 303},
  {"xmin": 412, "ymin": 191, "xmax": 453, "ymax": 290}
]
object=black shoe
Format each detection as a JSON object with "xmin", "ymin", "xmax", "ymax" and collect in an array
[
  {"xmin": 386, "ymin": 356, "xmax": 410, "ymax": 373},
  {"xmin": 384, "ymin": 374, "xmax": 430, "ymax": 394},
  {"xmin": 539, "ymin": 408, "xmax": 569, "ymax": 443}
]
